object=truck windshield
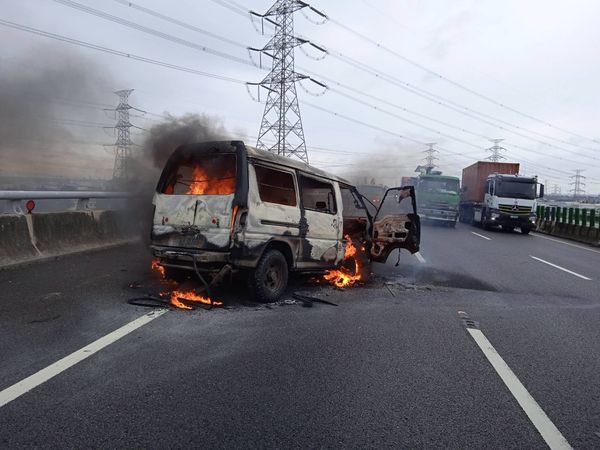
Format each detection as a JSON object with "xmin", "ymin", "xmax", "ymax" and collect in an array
[
  {"xmin": 162, "ymin": 154, "xmax": 236, "ymax": 195},
  {"xmin": 496, "ymin": 180, "xmax": 536, "ymax": 199},
  {"xmin": 419, "ymin": 179, "xmax": 459, "ymax": 194}
]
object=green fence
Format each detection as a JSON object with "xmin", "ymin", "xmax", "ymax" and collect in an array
[{"xmin": 538, "ymin": 206, "xmax": 600, "ymax": 228}]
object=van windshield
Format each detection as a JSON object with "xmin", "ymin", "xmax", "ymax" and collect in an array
[{"xmin": 162, "ymin": 153, "xmax": 236, "ymax": 195}]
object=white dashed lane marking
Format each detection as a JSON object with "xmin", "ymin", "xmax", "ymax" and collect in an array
[
  {"xmin": 415, "ymin": 252, "xmax": 426, "ymax": 264},
  {"xmin": 0, "ymin": 310, "xmax": 167, "ymax": 408},
  {"xmin": 532, "ymin": 233, "xmax": 600, "ymax": 254},
  {"xmin": 471, "ymin": 231, "xmax": 492, "ymax": 241},
  {"xmin": 466, "ymin": 325, "xmax": 573, "ymax": 450},
  {"xmin": 530, "ymin": 255, "xmax": 592, "ymax": 280}
]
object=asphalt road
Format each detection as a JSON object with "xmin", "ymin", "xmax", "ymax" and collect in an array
[{"xmin": 1, "ymin": 224, "xmax": 599, "ymax": 449}]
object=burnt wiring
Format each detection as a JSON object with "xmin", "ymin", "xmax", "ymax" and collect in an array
[{"xmin": 292, "ymin": 293, "xmax": 338, "ymax": 307}]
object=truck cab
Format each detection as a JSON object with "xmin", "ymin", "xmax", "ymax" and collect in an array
[
  {"xmin": 478, "ymin": 174, "xmax": 543, "ymax": 233},
  {"xmin": 416, "ymin": 174, "xmax": 460, "ymax": 227}
]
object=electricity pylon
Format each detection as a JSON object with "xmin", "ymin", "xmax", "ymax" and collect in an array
[
  {"xmin": 486, "ymin": 138, "xmax": 507, "ymax": 162},
  {"xmin": 249, "ymin": 0, "xmax": 327, "ymax": 163},
  {"xmin": 105, "ymin": 89, "xmax": 144, "ymax": 183}
]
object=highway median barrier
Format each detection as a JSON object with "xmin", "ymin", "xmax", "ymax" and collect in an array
[
  {"xmin": 0, "ymin": 210, "xmax": 138, "ymax": 269},
  {"xmin": 536, "ymin": 205, "xmax": 600, "ymax": 247}
]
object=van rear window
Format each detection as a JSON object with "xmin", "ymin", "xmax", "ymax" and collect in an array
[{"xmin": 162, "ymin": 154, "xmax": 236, "ymax": 195}]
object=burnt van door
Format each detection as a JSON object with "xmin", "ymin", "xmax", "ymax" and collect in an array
[
  {"xmin": 244, "ymin": 164, "xmax": 301, "ymax": 264},
  {"xmin": 370, "ymin": 186, "xmax": 421, "ymax": 263},
  {"xmin": 152, "ymin": 152, "xmax": 237, "ymax": 251},
  {"xmin": 297, "ymin": 174, "xmax": 344, "ymax": 269}
]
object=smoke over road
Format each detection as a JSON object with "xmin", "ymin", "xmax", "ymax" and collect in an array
[
  {"xmin": 338, "ymin": 142, "xmax": 422, "ymax": 187},
  {"xmin": 0, "ymin": 45, "xmax": 115, "ymax": 179}
]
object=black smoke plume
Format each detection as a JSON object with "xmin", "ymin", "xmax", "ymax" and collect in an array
[{"xmin": 0, "ymin": 44, "xmax": 115, "ymax": 180}]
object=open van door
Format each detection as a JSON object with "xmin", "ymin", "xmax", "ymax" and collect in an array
[{"xmin": 370, "ymin": 186, "xmax": 420, "ymax": 263}]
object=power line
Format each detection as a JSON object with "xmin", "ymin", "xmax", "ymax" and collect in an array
[
  {"xmin": 324, "ymin": 13, "xmax": 600, "ymax": 145},
  {"xmin": 310, "ymin": 65, "xmax": 600, "ymax": 159},
  {"xmin": 52, "ymin": 0, "xmax": 255, "ymax": 68},
  {"xmin": 85, "ymin": 0, "xmax": 600, "ymax": 165},
  {"xmin": 204, "ymin": 0, "xmax": 600, "ymax": 152},
  {"xmin": 307, "ymin": 51, "xmax": 600, "ymax": 157},
  {"xmin": 112, "ymin": 0, "xmax": 246, "ymax": 50},
  {"xmin": 0, "ymin": 19, "xmax": 248, "ymax": 84}
]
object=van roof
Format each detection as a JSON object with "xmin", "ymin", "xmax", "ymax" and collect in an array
[
  {"xmin": 245, "ymin": 144, "xmax": 352, "ymax": 185},
  {"xmin": 174, "ymin": 140, "xmax": 353, "ymax": 186}
]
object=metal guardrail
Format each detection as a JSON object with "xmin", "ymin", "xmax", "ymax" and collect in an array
[
  {"xmin": 537, "ymin": 205, "xmax": 600, "ymax": 229},
  {"xmin": 0, "ymin": 191, "xmax": 133, "ymax": 214}
]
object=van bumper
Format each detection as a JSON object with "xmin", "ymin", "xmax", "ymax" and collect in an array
[{"xmin": 151, "ymin": 245, "xmax": 230, "ymax": 272}]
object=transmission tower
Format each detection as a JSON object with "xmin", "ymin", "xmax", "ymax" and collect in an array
[
  {"xmin": 106, "ymin": 89, "xmax": 144, "ymax": 184},
  {"xmin": 486, "ymin": 138, "xmax": 507, "ymax": 162},
  {"xmin": 552, "ymin": 184, "xmax": 561, "ymax": 195},
  {"xmin": 423, "ymin": 142, "xmax": 438, "ymax": 172},
  {"xmin": 569, "ymin": 169, "xmax": 586, "ymax": 199},
  {"xmin": 249, "ymin": 0, "xmax": 327, "ymax": 163}
]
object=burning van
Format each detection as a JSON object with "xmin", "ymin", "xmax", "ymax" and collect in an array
[{"xmin": 150, "ymin": 141, "xmax": 420, "ymax": 301}]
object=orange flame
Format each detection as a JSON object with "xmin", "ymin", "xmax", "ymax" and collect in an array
[
  {"xmin": 169, "ymin": 289, "xmax": 223, "ymax": 309},
  {"xmin": 151, "ymin": 259, "xmax": 220, "ymax": 309},
  {"xmin": 151, "ymin": 259, "xmax": 165, "ymax": 278},
  {"xmin": 323, "ymin": 235, "xmax": 363, "ymax": 288},
  {"xmin": 186, "ymin": 165, "xmax": 235, "ymax": 195}
]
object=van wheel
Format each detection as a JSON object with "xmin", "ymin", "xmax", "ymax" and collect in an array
[
  {"xmin": 251, "ymin": 249, "xmax": 289, "ymax": 302},
  {"xmin": 521, "ymin": 227, "xmax": 531, "ymax": 235}
]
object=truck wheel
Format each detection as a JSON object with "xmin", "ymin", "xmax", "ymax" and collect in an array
[
  {"xmin": 251, "ymin": 249, "xmax": 289, "ymax": 302},
  {"xmin": 521, "ymin": 227, "xmax": 531, "ymax": 235},
  {"xmin": 448, "ymin": 221, "xmax": 457, "ymax": 228}
]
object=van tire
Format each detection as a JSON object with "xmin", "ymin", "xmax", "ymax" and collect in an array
[
  {"xmin": 251, "ymin": 249, "xmax": 289, "ymax": 303},
  {"xmin": 521, "ymin": 227, "xmax": 531, "ymax": 235}
]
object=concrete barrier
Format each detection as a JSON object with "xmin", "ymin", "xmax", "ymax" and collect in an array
[
  {"xmin": 0, "ymin": 210, "xmax": 138, "ymax": 269},
  {"xmin": 0, "ymin": 215, "xmax": 40, "ymax": 265},
  {"xmin": 536, "ymin": 218, "xmax": 600, "ymax": 246}
]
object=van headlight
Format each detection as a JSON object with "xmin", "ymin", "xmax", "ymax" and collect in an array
[{"xmin": 491, "ymin": 212, "xmax": 500, "ymax": 219}]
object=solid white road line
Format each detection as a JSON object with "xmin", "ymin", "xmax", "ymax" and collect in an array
[
  {"xmin": 415, "ymin": 252, "xmax": 426, "ymax": 264},
  {"xmin": 0, "ymin": 309, "xmax": 167, "ymax": 408},
  {"xmin": 532, "ymin": 233, "xmax": 600, "ymax": 254},
  {"xmin": 529, "ymin": 255, "xmax": 592, "ymax": 280},
  {"xmin": 467, "ymin": 328, "xmax": 573, "ymax": 450},
  {"xmin": 471, "ymin": 231, "xmax": 492, "ymax": 241}
]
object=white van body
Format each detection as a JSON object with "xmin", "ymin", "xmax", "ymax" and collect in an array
[{"xmin": 151, "ymin": 141, "xmax": 420, "ymax": 301}]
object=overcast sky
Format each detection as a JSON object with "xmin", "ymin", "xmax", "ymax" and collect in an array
[{"xmin": 1, "ymin": 0, "xmax": 599, "ymax": 193}]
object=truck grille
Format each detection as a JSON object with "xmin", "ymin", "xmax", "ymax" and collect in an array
[
  {"xmin": 498, "ymin": 204, "xmax": 532, "ymax": 215},
  {"xmin": 426, "ymin": 202, "xmax": 455, "ymax": 210}
]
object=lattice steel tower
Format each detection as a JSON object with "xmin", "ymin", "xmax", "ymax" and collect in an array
[
  {"xmin": 569, "ymin": 169, "xmax": 586, "ymax": 199},
  {"xmin": 110, "ymin": 89, "xmax": 136, "ymax": 181},
  {"xmin": 250, "ymin": 0, "xmax": 326, "ymax": 163},
  {"xmin": 423, "ymin": 143, "xmax": 438, "ymax": 172},
  {"xmin": 486, "ymin": 138, "xmax": 507, "ymax": 162}
]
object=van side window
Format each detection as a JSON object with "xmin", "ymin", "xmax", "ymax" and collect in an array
[
  {"xmin": 254, "ymin": 165, "xmax": 297, "ymax": 207},
  {"xmin": 299, "ymin": 175, "xmax": 337, "ymax": 214}
]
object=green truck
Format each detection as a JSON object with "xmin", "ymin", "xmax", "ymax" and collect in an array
[{"xmin": 413, "ymin": 172, "xmax": 460, "ymax": 227}]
